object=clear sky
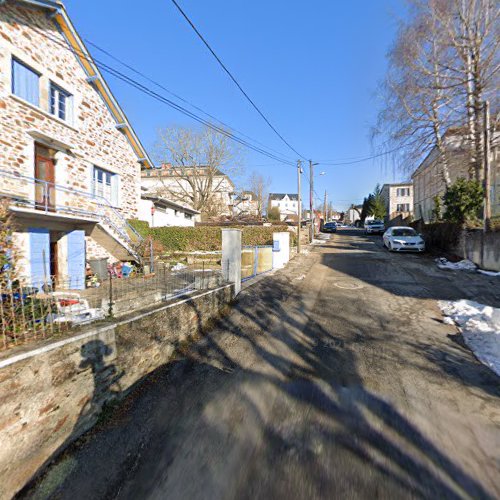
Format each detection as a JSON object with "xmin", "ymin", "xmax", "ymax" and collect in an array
[{"xmin": 65, "ymin": 0, "xmax": 410, "ymax": 211}]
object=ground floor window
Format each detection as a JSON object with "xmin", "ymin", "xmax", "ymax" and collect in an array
[{"xmin": 92, "ymin": 166, "xmax": 119, "ymax": 206}]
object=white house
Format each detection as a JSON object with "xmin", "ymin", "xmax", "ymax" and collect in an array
[
  {"xmin": 233, "ymin": 191, "xmax": 259, "ymax": 217},
  {"xmin": 268, "ymin": 193, "xmax": 299, "ymax": 221},
  {"xmin": 141, "ymin": 164, "xmax": 235, "ymax": 217},
  {"xmin": 138, "ymin": 193, "xmax": 200, "ymax": 227}
]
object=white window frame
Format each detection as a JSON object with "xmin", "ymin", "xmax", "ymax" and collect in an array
[
  {"xmin": 49, "ymin": 82, "xmax": 73, "ymax": 123},
  {"xmin": 92, "ymin": 166, "xmax": 120, "ymax": 207}
]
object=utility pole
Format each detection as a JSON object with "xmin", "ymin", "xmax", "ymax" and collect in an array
[
  {"xmin": 323, "ymin": 190, "xmax": 327, "ymax": 223},
  {"xmin": 297, "ymin": 160, "xmax": 302, "ymax": 254},
  {"xmin": 483, "ymin": 100, "xmax": 491, "ymax": 231},
  {"xmin": 309, "ymin": 160, "xmax": 314, "ymax": 241}
]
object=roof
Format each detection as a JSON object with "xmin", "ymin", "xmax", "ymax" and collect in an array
[
  {"xmin": 269, "ymin": 193, "xmax": 299, "ymax": 201},
  {"xmin": 143, "ymin": 165, "xmax": 227, "ymax": 176},
  {"xmin": 10, "ymin": 0, "xmax": 154, "ymax": 169},
  {"xmin": 235, "ymin": 191, "xmax": 257, "ymax": 201},
  {"xmin": 141, "ymin": 194, "xmax": 200, "ymax": 214},
  {"xmin": 381, "ymin": 182, "xmax": 413, "ymax": 191}
]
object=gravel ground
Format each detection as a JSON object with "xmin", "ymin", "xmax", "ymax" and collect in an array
[{"xmin": 21, "ymin": 229, "xmax": 500, "ymax": 500}]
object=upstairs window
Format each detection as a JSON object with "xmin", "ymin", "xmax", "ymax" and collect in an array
[
  {"xmin": 92, "ymin": 166, "xmax": 119, "ymax": 206},
  {"xmin": 50, "ymin": 82, "xmax": 72, "ymax": 121},
  {"xmin": 396, "ymin": 203, "xmax": 410, "ymax": 212},
  {"xmin": 12, "ymin": 58, "xmax": 40, "ymax": 106},
  {"xmin": 397, "ymin": 188, "xmax": 410, "ymax": 197}
]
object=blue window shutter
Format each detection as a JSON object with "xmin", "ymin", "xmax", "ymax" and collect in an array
[
  {"xmin": 67, "ymin": 230, "xmax": 85, "ymax": 290},
  {"xmin": 12, "ymin": 59, "xmax": 39, "ymax": 106},
  {"xmin": 29, "ymin": 228, "xmax": 50, "ymax": 290}
]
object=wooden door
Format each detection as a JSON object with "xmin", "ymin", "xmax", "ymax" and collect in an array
[
  {"xmin": 34, "ymin": 148, "xmax": 55, "ymax": 211},
  {"xmin": 50, "ymin": 239, "xmax": 58, "ymax": 285}
]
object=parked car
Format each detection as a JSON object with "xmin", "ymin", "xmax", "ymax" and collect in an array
[
  {"xmin": 383, "ymin": 226, "xmax": 425, "ymax": 252},
  {"xmin": 322, "ymin": 222, "xmax": 337, "ymax": 233},
  {"xmin": 364, "ymin": 220, "xmax": 385, "ymax": 234}
]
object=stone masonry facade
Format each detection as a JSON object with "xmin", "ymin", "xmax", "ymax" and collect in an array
[{"xmin": 0, "ymin": 2, "xmax": 142, "ymax": 270}]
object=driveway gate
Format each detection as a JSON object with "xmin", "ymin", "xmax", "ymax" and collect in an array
[{"xmin": 241, "ymin": 245, "xmax": 273, "ymax": 281}]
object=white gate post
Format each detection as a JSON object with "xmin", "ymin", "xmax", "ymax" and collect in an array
[
  {"xmin": 222, "ymin": 228, "xmax": 242, "ymax": 295},
  {"xmin": 272, "ymin": 231, "xmax": 290, "ymax": 269}
]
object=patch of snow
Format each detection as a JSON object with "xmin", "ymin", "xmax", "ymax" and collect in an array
[
  {"xmin": 436, "ymin": 258, "xmax": 477, "ymax": 271},
  {"xmin": 171, "ymin": 263, "xmax": 187, "ymax": 271},
  {"xmin": 295, "ymin": 274, "xmax": 306, "ymax": 281},
  {"xmin": 439, "ymin": 299, "xmax": 500, "ymax": 376},
  {"xmin": 477, "ymin": 269, "xmax": 500, "ymax": 277}
]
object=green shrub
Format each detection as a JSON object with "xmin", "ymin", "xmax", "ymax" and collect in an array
[
  {"xmin": 127, "ymin": 219, "xmax": 151, "ymax": 238},
  {"xmin": 127, "ymin": 223, "xmax": 296, "ymax": 252},
  {"xmin": 443, "ymin": 178, "xmax": 483, "ymax": 224}
]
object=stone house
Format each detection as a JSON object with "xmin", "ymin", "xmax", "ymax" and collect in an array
[
  {"xmin": 0, "ymin": 0, "xmax": 153, "ymax": 288},
  {"xmin": 412, "ymin": 130, "xmax": 500, "ymax": 222},
  {"xmin": 141, "ymin": 164, "xmax": 235, "ymax": 218},
  {"xmin": 380, "ymin": 182, "xmax": 413, "ymax": 224},
  {"xmin": 268, "ymin": 193, "xmax": 299, "ymax": 221},
  {"xmin": 138, "ymin": 192, "xmax": 200, "ymax": 228}
]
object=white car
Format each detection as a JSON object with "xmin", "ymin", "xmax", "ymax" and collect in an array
[
  {"xmin": 383, "ymin": 226, "xmax": 425, "ymax": 252},
  {"xmin": 365, "ymin": 220, "xmax": 385, "ymax": 234}
]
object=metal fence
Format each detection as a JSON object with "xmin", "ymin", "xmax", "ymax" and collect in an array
[
  {"xmin": 241, "ymin": 245, "xmax": 273, "ymax": 281},
  {"xmin": 0, "ymin": 263, "xmax": 224, "ymax": 350}
]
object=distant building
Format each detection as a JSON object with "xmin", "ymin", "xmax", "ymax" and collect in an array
[
  {"xmin": 138, "ymin": 193, "xmax": 200, "ymax": 228},
  {"xmin": 268, "ymin": 193, "xmax": 299, "ymax": 221},
  {"xmin": 346, "ymin": 205, "xmax": 363, "ymax": 224},
  {"xmin": 381, "ymin": 183, "xmax": 413, "ymax": 224},
  {"xmin": 141, "ymin": 164, "xmax": 235, "ymax": 217},
  {"xmin": 233, "ymin": 191, "xmax": 259, "ymax": 217}
]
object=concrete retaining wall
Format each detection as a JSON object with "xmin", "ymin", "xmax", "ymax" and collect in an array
[
  {"xmin": 412, "ymin": 221, "xmax": 500, "ymax": 272},
  {"xmin": 456, "ymin": 229, "xmax": 500, "ymax": 272},
  {"xmin": 0, "ymin": 284, "xmax": 234, "ymax": 499}
]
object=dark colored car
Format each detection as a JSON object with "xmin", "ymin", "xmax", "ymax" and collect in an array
[{"xmin": 322, "ymin": 222, "xmax": 337, "ymax": 233}]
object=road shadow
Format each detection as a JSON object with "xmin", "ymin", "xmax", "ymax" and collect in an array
[
  {"xmin": 20, "ymin": 261, "xmax": 498, "ymax": 499},
  {"xmin": 16, "ymin": 339, "xmax": 124, "ymax": 499}
]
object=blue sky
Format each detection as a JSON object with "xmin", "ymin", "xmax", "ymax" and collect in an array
[{"xmin": 65, "ymin": 0, "xmax": 409, "ymax": 211}]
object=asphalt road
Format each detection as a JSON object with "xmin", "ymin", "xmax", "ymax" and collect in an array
[{"xmin": 24, "ymin": 229, "xmax": 500, "ymax": 500}]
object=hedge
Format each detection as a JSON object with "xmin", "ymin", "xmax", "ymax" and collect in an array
[{"xmin": 127, "ymin": 220, "xmax": 296, "ymax": 252}]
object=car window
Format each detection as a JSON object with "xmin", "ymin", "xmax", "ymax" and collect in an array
[{"xmin": 392, "ymin": 228, "xmax": 417, "ymax": 237}]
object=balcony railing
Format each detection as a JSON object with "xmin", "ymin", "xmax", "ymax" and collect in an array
[{"xmin": 0, "ymin": 169, "xmax": 143, "ymax": 257}]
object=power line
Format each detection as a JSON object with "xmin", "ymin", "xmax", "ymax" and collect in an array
[
  {"xmin": 317, "ymin": 144, "xmax": 413, "ymax": 166},
  {"xmin": 168, "ymin": 0, "xmax": 307, "ymax": 161},
  {"xmin": 85, "ymin": 39, "xmax": 296, "ymax": 163},
  {"xmin": 12, "ymin": 12, "xmax": 296, "ymax": 167}
]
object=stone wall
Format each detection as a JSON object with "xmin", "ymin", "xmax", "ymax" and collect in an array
[{"xmin": 0, "ymin": 284, "xmax": 234, "ymax": 498}]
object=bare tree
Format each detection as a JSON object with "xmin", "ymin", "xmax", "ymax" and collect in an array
[
  {"xmin": 247, "ymin": 172, "xmax": 270, "ymax": 218},
  {"xmin": 374, "ymin": 0, "xmax": 499, "ymax": 183},
  {"xmin": 153, "ymin": 126, "xmax": 241, "ymax": 218}
]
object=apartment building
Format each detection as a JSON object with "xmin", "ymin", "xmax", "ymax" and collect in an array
[{"xmin": 381, "ymin": 183, "xmax": 413, "ymax": 223}]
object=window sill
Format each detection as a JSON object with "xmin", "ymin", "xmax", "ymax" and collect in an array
[{"xmin": 9, "ymin": 94, "xmax": 79, "ymax": 133}]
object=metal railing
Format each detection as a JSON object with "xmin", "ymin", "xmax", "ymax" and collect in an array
[
  {"xmin": 0, "ymin": 169, "xmax": 143, "ymax": 260},
  {"xmin": 0, "ymin": 263, "xmax": 225, "ymax": 350}
]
